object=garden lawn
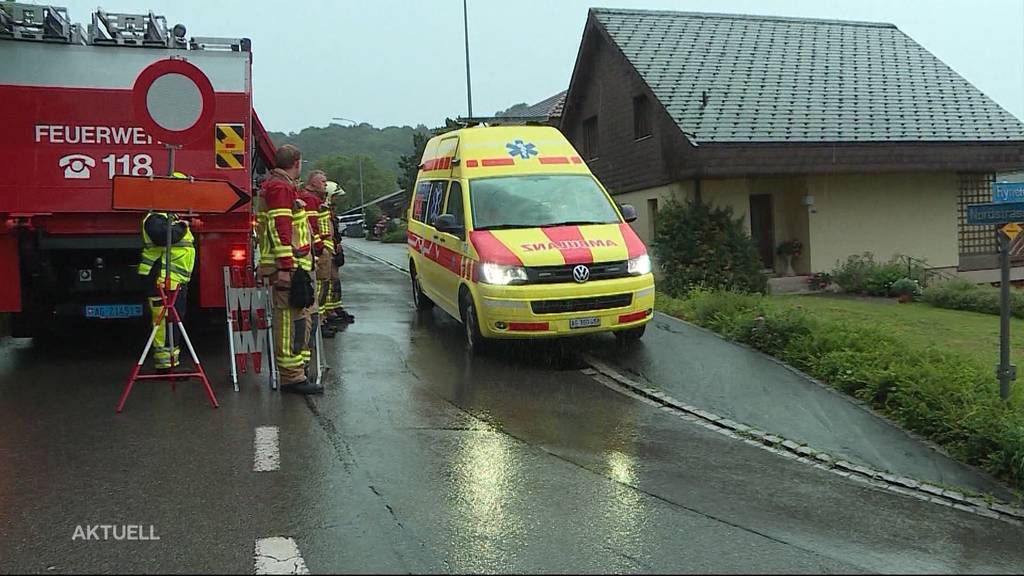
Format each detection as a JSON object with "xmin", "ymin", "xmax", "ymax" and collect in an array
[{"xmin": 776, "ymin": 294, "xmax": 1024, "ymax": 386}]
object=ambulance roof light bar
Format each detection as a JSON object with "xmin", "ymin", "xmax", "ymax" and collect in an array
[{"xmin": 455, "ymin": 116, "xmax": 552, "ymax": 127}]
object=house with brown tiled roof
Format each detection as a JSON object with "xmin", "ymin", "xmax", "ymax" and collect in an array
[{"xmin": 560, "ymin": 8, "xmax": 1024, "ymax": 278}]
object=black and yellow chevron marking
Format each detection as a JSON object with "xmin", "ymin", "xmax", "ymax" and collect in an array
[{"xmin": 215, "ymin": 123, "xmax": 246, "ymax": 170}]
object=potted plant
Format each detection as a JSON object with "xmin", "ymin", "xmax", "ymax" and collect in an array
[
  {"xmin": 776, "ymin": 239, "xmax": 803, "ymax": 277},
  {"xmin": 889, "ymin": 277, "xmax": 921, "ymax": 303}
]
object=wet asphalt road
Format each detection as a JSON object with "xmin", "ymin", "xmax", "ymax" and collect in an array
[{"xmin": 1, "ymin": 252, "xmax": 1024, "ymax": 574}]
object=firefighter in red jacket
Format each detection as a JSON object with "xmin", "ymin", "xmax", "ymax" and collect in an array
[
  {"xmin": 259, "ymin": 144, "xmax": 321, "ymax": 395},
  {"xmin": 298, "ymin": 171, "xmax": 327, "ymax": 343}
]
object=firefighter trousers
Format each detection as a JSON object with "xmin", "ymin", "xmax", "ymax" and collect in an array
[
  {"xmin": 316, "ymin": 252, "xmax": 343, "ymax": 316},
  {"xmin": 148, "ymin": 284, "xmax": 188, "ymax": 370},
  {"xmin": 272, "ymin": 287, "xmax": 311, "ymax": 385}
]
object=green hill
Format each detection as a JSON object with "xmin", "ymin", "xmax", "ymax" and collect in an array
[{"xmin": 267, "ymin": 123, "xmax": 429, "ymax": 176}]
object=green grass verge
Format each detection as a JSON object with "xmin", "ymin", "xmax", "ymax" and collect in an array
[
  {"xmin": 775, "ymin": 294, "xmax": 1024, "ymax": 370},
  {"xmin": 656, "ymin": 289, "xmax": 1024, "ymax": 492}
]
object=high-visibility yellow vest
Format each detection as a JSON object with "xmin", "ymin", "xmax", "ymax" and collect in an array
[{"xmin": 138, "ymin": 212, "xmax": 196, "ymax": 287}]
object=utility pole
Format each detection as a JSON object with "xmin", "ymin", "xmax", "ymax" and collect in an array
[
  {"xmin": 331, "ymin": 116, "xmax": 367, "ymax": 231},
  {"xmin": 463, "ymin": 0, "xmax": 473, "ymax": 118},
  {"xmin": 358, "ymin": 155, "xmax": 365, "ymax": 231}
]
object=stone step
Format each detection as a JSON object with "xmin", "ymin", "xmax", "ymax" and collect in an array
[{"xmin": 768, "ymin": 275, "xmax": 813, "ymax": 295}]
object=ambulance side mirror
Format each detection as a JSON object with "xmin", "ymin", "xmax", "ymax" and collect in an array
[
  {"xmin": 619, "ymin": 204, "xmax": 638, "ymax": 223},
  {"xmin": 435, "ymin": 214, "xmax": 464, "ymax": 237}
]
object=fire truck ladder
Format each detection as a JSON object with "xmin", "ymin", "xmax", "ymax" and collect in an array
[
  {"xmin": 89, "ymin": 9, "xmax": 185, "ymax": 48},
  {"xmin": 0, "ymin": 2, "xmax": 81, "ymax": 43}
]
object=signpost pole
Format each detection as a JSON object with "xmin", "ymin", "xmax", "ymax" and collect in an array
[
  {"xmin": 999, "ymin": 232, "xmax": 1013, "ymax": 401},
  {"xmin": 164, "ymin": 145, "xmax": 176, "ymax": 371}
]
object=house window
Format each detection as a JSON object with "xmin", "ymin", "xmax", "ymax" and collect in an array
[
  {"xmin": 647, "ymin": 198, "xmax": 658, "ymax": 240},
  {"xmin": 582, "ymin": 115, "xmax": 599, "ymax": 160},
  {"xmin": 634, "ymin": 95, "xmax": 651, "ymax": 140}
]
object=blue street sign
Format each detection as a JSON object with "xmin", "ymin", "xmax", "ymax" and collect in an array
[
  {"xmin": 993, "ymin": 181, "xmax": 1024, "ymax": 203},
  {"xmin": 967, "ymin": 202, "xmax": 1024, "ymax": 226}
]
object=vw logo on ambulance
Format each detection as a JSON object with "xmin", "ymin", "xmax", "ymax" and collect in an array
[{"xmin": 573, "ymin": 265, "xmax": 591, "ymax": 283}]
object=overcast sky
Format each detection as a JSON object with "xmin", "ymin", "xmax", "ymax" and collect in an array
[{"xmin": 61, "ymin": 0, "xmax": 1024, "ymax": 133}]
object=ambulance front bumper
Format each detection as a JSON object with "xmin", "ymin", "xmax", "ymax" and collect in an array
[{"xmin": 474, "ymin": 274, "xmax": 655, "ymax": 339}]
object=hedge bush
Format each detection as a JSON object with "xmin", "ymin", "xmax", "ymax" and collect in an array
[
  {"xmin": 831, "ymin": 252, "xmax": 930, "ymax": 296},
  {"xmin": 923, "ymin": 279, "xmax": 1024, "ymax": 319},
  {"xmin": 661, "ymin": 289, "xmax": 1024, "ymax": 490},
  {"xmin": 653, "ymin": 199, "xmax": 768, "ymax": 296}
]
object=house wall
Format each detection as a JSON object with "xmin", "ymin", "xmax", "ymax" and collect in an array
[
  {"xmin": 560, "ymin": 21, "xmax": 696, "ymax": 195},
  {"xmin": 804, "ymin": 172, "xmax": 959, "ymax": 272},
  {"xmin": 618, "ymin": 172, "xmax": 958, "ymax": 276}
]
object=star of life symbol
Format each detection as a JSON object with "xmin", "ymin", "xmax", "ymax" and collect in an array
[{"xmin": 506, "ymin": 140, "xmax": 538, "ymax": 160}]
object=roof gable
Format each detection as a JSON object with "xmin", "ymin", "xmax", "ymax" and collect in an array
[
  {"xmin": 516, "ymin": 90, "xmax": 567, "ymax": 120},
  {"xmin": 592, "ymin": 8, "xmax": 1024, "ymax": 143}
]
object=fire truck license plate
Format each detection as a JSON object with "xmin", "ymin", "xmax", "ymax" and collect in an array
[
  {"xmin": 85, "ymin": 305, "xmax": 143, "ymax": 319},
  {"xmin": 570, "ymin": 317, "xmax": 601, "ymax": 329}
]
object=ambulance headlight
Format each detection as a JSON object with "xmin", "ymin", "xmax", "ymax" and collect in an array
[
  {"xmin": 478, "ymin": 262, "xmax": 529, "ymax": 286},
  {"xmin": 628, "ymin": 254, "xmax": 652, "ymax": 276}
]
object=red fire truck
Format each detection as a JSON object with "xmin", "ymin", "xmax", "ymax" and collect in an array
[{"xmin": 0, "ymin": 3, "xmax": 276, "ymax": 337}]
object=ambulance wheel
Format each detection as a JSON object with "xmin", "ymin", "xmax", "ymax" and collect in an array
[
  {"xmin": 460, "ymin": 293, "xmax": 487, "ymax": 355},
  {"xmin": 410, "ymin": 264, "xmax": 434, "ymax": 311},
  {"xmin": 615, "ymin": 325, "xmax": 646, "ymax": 344}
]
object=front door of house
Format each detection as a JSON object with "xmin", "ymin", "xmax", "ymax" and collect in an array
[{"xmin": 749, "ymin": 194, "xmax": 774, "ymax": 270}]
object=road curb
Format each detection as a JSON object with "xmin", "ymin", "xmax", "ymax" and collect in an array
[{"xmin": 582, "ymin": 355, "xmax": 1024, "ymax": 526}]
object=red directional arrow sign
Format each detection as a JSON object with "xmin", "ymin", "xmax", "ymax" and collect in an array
[{"xmin": 112, "ymin": 175, "xmax": 251, "ymax": 213}]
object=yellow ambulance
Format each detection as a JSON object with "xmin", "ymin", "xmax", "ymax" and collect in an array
[{"xmin": 407, "ymin": 125, "xmax": 655, "ymax": 352}]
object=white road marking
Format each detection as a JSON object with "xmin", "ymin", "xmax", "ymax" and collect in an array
[
  {"xmin": 255, "ymin": 537, "xmax": 309, "ymax": 575},
  {"xmin": 254, "ymin": 426, "xmax": 280, "ymax": 472}
]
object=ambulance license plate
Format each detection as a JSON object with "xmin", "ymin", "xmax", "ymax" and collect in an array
[
  {"xmin": 570, "ymin": 317, "xmax": 601, "ymax": 329},
  {"xmin": 85, "ymin": 304, "xmax": 143, "ymax": 319}
]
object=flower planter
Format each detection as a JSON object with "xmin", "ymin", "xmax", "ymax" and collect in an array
[
  {"xmin": 782, "ymin": 254, "xmax": 796, "ymax": 277},
  {"xmin": 897, "ymin": 294, "xmax": 914, "ymax": 304}
]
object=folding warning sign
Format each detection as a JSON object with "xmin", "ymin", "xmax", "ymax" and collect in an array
[
  {"xmin": 216, "ymin": 123, "xmax": 246, "ymax": 169},
  {"xmin": 224, "ymin": 266, "xmax": 273, "ymax": 391}
]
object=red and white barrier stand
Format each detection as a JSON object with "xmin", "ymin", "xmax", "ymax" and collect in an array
[
  {"xmin": 116, "ymin": 255, "xmax": 219, "ymax": 413},
  {"xmin": 224, "ymin": 265, "xmax": 276, "ymax": 391}
]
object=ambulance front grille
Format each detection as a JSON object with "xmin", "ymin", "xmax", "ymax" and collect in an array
[
  {"xmin": 531, "ymin": 294, "xmax": 633, "ymax": 315},
  {"xmin": 525, "ymin": 261, "xmax": 629, "ymax": 284}
]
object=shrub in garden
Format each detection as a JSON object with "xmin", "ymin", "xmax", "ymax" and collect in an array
[
  {"xmin": 864, "ymin": 262, "xmax": 907, "ymax": 296},
  {"xmin": 831, "ymin": 252, "xmax": 877, "ymax": 294},
  {"xmin": 653, "ymin": 199, "xmax": 768, "ymax": 296},
  {"xmin": 889, "ymin": 278, "xmax": 922, "ymax": 300},
  {"xmin": 831, "ymin": 252, "xmax": 930, "ymax": 296},
  {"xmin": 923, "ymin": 279, "xmax": 1024, "ymax": 319}
]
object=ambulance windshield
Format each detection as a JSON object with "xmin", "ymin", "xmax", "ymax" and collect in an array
[{"xmin": 469, "ymin": 175, "xmax": 621, "ymax": 230}]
